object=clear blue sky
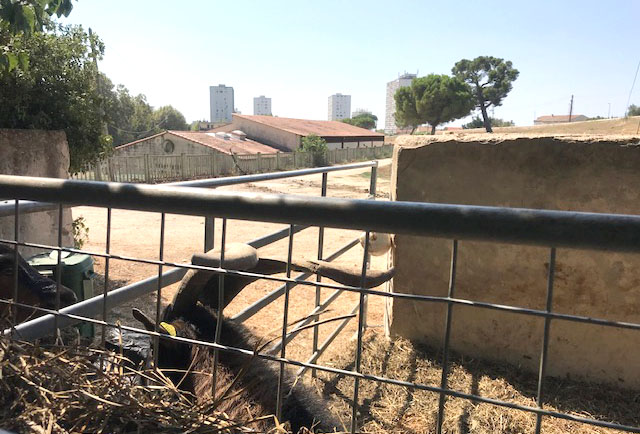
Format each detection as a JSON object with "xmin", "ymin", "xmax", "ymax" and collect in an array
[{"xmin": 61, "ymin": 0, "xmax": 640, "ymax": 127}]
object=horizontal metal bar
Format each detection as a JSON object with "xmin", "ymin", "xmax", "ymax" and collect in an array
[
  {"xmin": 0, "ymin": 200, "xmax": 69, "ymax": 218},
  {"xmin": 166, "ymin": 161, "xmax": 377, "ymax": 187},
  {"xmin": 296, "ymin": 302, "xmax": 360, "ymax": 378},
  {"xmin": 4, "ymin": 226, "xmax": 305, "ymax": 340},
  {"xmin": 232, "ymin": 238, "xmax": 360, "ymax": 322},
  {"xmin": 0, "ymin": 161, "xmax": 377, "ymax": 217},
  {"xmin": 4, "ymin": 174, "xmax": 640, "ymax": 253}
]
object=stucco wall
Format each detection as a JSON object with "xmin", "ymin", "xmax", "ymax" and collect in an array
[
  {"xmin": 230, "ymin": 118, "xmax": 299, "ymax": 151},
  {"xmin": 0, "ymin": 129, "xmax": 73, "ymax": 257},
  {"xmin": 114, "ymin": 133, "xmax": 217, "ymax": 156},
  {"xmin": 389, "ymin": 134, "xmax": 640, "ymax": 388}
]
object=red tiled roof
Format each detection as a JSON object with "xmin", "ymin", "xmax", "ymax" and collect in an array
[
  {"xmin": 232, "ymin": 114, "xmax": 384, "ymax": 138},
  {"xmin": 114, "ymin": 131, "xmax": 279, "ymax": 154}
]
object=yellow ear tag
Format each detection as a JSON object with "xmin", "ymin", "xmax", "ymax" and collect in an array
[{"xmin": 160, "ymin": 322, "xmax": 177, "ymax": 337}]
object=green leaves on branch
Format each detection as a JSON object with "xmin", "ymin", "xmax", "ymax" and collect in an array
[
  {"xmin": 342, "ymin": 112, "xmax": 378, "ymax": 130},
  {"xmin": 462, "ymin": 116, "xmax": 514, "ymax": 129},
  {"xmin": 0, "ymin": 0, "xmax": 74, "ymax": 72},
  {"xmin": 0, "ymin": 25, "xmax": 110, "ymax": 172},
  {"xmin": 300, "ymin": 134, "xmax": 329, "ymax": 166},
  {"xmin": 394, "ymin": 74, "xmax": 474, "ymax": 134},
  {"xmin": 452, "ymin": 56, "xmax": 519, "ymax": 132}
]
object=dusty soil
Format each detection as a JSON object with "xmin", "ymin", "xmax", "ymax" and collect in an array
[{"xmin": 73, "ymin": 159, "xmax": 393, "ymax": 366}]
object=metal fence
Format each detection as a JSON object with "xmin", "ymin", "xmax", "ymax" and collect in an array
[
  {"xmin": 71, "ymin": 145, "xmax": 394, "ymax": 183},
  {"xmin": 1, "ymin": 163, "xmax": 640, "ymax": 433}
]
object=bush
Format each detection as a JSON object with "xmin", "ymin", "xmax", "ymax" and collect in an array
[{"xmin": 300, "ymin": 134, "xmax": 328, "ymax": 166}]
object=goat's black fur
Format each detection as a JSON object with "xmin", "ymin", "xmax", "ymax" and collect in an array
[{"xmin": 155, "ymin": 302, "xmax": 342, "ymax": 433}]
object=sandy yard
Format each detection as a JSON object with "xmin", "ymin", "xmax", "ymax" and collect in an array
[{"xmin": 73, "ymin": 159, "xmax": 393, "ymax": 366}]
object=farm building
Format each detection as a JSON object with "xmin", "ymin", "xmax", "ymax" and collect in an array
[
  {"xmin": 114, "ymin": 130, "xmax": 279, "ymax": 157},
  {"xmin": 211, "ymin": 114, "xmax": 385, "ymax": 151},
  {"xmin": 534, "ymin": 114, "xmax": 589, "ymax": 124}
]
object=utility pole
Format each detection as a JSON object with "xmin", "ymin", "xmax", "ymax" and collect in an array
[
  {"xmin": 568, "ymin": 95, "xmax": 574, "ymax": 122},
  {"xmin": 608, "ymin": 103, "xmax": 611, "ymax": 119}
]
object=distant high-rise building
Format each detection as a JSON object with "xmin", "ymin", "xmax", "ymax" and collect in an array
[
  {"xmin": 210, "ymin": 84, "xmax": 234, "ymax": 123},
  {"xmin": 253, "ymin": 95, "xmax": 272, "ymax": 115},
  {"xmin": 385, "ymin": 73, "xmax": 416, "ymax": 134},
  {"xmin": 328, "ymin": 93, "xmax": 351, "ymax": 121}
]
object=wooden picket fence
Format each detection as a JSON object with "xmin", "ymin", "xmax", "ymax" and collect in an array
[{"xmin": 71, "ymin": 145, "xmax": 394, "ymax": 183}]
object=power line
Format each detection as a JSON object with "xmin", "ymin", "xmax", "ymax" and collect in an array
[{"xmin": 625, "ymin": 57, "xmax": 640, "ymax": 116}]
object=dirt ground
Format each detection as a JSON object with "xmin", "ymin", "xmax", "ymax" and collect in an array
[{"xmin": 73, "ymin": 159, "xmax": 393, "ymax": 366}]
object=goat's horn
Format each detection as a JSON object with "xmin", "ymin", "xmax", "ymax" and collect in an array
[
  {"xmin": 255, "ymin": 257, "xmax": 395, "ymax": 288},
  {"xmin": 172, "ymin": 243, "xmax": 260, "ymax": 315}
]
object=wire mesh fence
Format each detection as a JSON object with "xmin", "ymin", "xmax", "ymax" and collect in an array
[{"xmin": 1, "ymin": 163, "xmax": 640, "ymax": 433}]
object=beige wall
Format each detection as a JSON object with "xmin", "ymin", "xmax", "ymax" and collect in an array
[
  {"xmin": 0, "ymin": 129, "xmax": 73, "ymax": 257},
  {"xmin": 114, "ymin": 133, "xmax": 217, "ymax": 156},
  {"xmin": 389, "ymin": 134, "xmax": 640, "ymax": 388}
]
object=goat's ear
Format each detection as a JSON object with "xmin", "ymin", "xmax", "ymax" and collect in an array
[{"xmin": 132, "ymin": 308, "xmax": 160, "ymax": 332}]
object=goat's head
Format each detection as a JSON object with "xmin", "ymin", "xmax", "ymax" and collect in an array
[{"xmin": 0, "ymin": 244, "xmax": 77, "ymax": 324}]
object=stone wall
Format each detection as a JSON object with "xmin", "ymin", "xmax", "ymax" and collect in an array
[
  {"xmin": 0, "ymin": 129, "xmax": 73, "ymax": 256},
  {"xmin": 389, "ymin": 134, "xmax": 640, "ymax": 388}
]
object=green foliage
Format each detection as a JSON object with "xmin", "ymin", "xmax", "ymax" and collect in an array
[
  {"xmin": 153, "ymin": 105, "xmax": 188, "ymax": 131},
  {"xmin": 628, "ymin": 104, "xmax": 640, "ymax": 117},
  {"xmin": 452, "ymin": 56, "xmax": 519, "ymax": 132},
  {"xmin": 300, "ymin": 134, "xmax": 328, "ymax": 166},
  {"xmin": 102, "ymin": 80, "xmax": 188, "ymax": 146},
  {"xmin": 0, "ymin": 0, "xmax": 73, "ymax": 72},
  {"xmin": 394, "ymin": 86, "xmax": 421, "ymax": 133},
  {"xmin": 394, "ymin": 74, "xmax": 474, "ymax": 134},
  {"xmin": 72, "ymin": 216, "xmax": 89, "ymax": 249},
  {"xmin": 462, "ymin": 116, "xmax": 514, "ymax": 129},
  {"xmin": 0, "ymin": 24, "xmax": 112, "ymax": 172},
  {"xmin": 342, "ymin": 112, "xmax": 378, "ymax": 130}
]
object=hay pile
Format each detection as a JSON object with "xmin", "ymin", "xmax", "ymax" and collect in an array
[
  {"xmin": 0, "ymin": 337, "xmax": 290, "ymax": 433},
  {"xmin": 320, "ymin": 332, "xmax": 640, "ymax": 434}
]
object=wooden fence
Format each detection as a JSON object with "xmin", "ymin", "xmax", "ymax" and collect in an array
[{"xmin": 71, "ymin": 145, "xmax": 394, "ymax": 183}]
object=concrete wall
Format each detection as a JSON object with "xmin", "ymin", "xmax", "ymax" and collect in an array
[
  {"xmin": 0, "ymin": 129, "xmax": 73, "ymax": 257},
  {"xmin": 389, "ymin": 134, "xmax": 640, "ymax": 388},
  {"xmin": 114, "ymin": 133, "xmax": 216, "ymax": 156}
]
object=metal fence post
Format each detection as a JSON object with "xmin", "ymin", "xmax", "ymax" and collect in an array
[{"xmin": 204, "ymin": 216, "xmax": 215, "ymax": 252}]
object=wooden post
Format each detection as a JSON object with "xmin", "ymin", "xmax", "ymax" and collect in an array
[
  {"xmin": 276, "ymin": 152, "xmax": 280, "ymax": 170},
  {"xmin": 95, "ymin": 161, "xmax": 102, "ymax": 181},
  {"xmin": 257, "ymin": 152, "xmax": 262, "ymax": 173},
  {"xmin": 181, "ymin": 153, "xmax": 186, "ymax": 180},
  {"xmin": 144, "ymin": 155, "xmax": 150, "ymax": 183},
  {"xmin": 293, "ymin": 151, "xmax": 297, "ymax": 168},
  {"xmin": 107, "ymin": 158, "xmax": 114, "ymax": 182}
]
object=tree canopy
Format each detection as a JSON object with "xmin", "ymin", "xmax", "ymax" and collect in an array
[
  {"xmin": 462, "ymin": 115, "xmax": 514, "ymax": 129},
  {"xmin": 452, "ymin": 56, "xmax": 519, "ymax": 133},
  {"xmin": 0, "ymin": 24, "xmax": 111, "ymax": 172},
  {"xmin": 0, "ymin": 0, "xmax": 73, "ymax": 72},
  {"xmin": 342, "ymin": 112, "xmax": 377, "ymax": 130},
  {"xmin": 394, "ymin": 74, "xmax": 474, "ymax": 134},
  {"xmin": 628, "ymin": 104, "xmax": 640, "ymax": 117}
]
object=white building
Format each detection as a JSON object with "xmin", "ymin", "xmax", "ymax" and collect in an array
[
  {"xmin": 210, "ymin": 84, "xmax": 234, "ymax": 124},
  {"xmin": 328, "ymin": 93, "xmax": 351, "ymax": 121},
  {"xmin": 253, "ymin": 95, "xmax": 272, "ymax": 116},
  {"xmin": 385, "ymin": 73, "xmax": 416, "ymax": 135}
]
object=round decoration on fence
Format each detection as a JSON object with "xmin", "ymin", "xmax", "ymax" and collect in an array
[{"xmin": 163, "ymin": 140, "xmax": 175, "ymax": 154}]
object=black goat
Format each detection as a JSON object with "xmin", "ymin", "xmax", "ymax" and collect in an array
[
  {"xmin": 133, "ymin": 242, "xmax": 395, "ymax": 433},
  {"xmin": 0, "ymin": 243, "xmax": 77, "ymax": 324}
]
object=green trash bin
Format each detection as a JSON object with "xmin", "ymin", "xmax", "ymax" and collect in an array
[{"xmin": 27, "ymin": 251, "xmax": 96, "ymax": 338}]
